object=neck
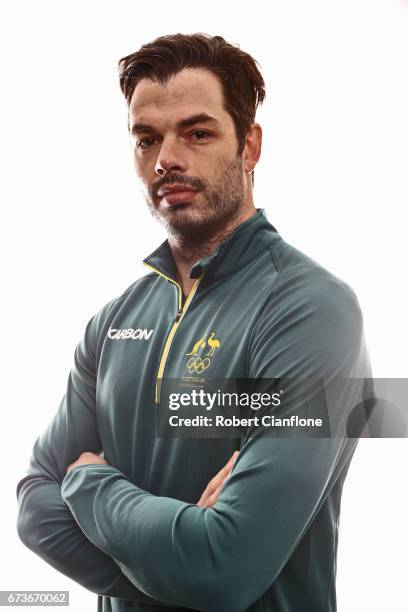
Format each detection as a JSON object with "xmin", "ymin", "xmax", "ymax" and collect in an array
[{"xmin": 169, "ymin": 206, "xmax": 257, "ymax": 296}]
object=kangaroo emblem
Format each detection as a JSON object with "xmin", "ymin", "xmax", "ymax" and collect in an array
[
  {"xmin": 185, "ymin": 336, "xmax": 207, "ymax": 356},
  {"xmin": 205, "ymin": 332, "xmax": 221, "ymax": 356}
]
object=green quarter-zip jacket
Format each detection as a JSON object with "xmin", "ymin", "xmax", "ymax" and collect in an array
[{"xmin": 16, "ymin": 209, "xmax": 372, "ymax": 612}]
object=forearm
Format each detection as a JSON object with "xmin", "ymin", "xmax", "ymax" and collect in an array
[
  {"xmin": 16, "ymin": 476, "xmax": 175, "ymax": 606},
  {"xmin": 61, "ymin": 437, "xmax": 353, "ymax": 612},
  {"xmin": 61, "ymin": 465, "xmax": 237, "ymax": 611}
]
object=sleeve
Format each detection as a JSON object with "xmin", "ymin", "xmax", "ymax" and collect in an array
[
  {"xmin": 16, "ymin": 302, "xmax": 174, "ymax": 606},
  {"xmin": 60, "ymin": 275, "xmax": 372, "ymax": 612}
]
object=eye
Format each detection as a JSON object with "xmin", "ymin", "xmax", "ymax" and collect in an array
[
  {"xmin": 136, "ymin": 136, "xmax": 157, "ymax": 150},
  {"xmin": 190, "ymin": 130, "xmax": 210, "ymax": 141}
]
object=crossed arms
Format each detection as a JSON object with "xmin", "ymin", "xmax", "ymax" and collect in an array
[{"xmin": 16, "ymin": 281, "xmax": 370, "ymax": 612}]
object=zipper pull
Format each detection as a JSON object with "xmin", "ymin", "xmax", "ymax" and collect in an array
[{"xmin": 175, "ymin": 308, "xmax": 183, "ymax": 323}]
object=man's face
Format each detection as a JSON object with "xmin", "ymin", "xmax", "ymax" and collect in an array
[{"xmin": 128, "ymin": 68, "xmax": 247, "ymax": 239}]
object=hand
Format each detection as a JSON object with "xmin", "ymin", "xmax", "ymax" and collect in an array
[
  {"xmin": 66, "ymin": 451, "xmax": 108, "ymax": 474},
  {"xmin": 197, "ymin": 450, "xmax": 239, "ymax": 508}
]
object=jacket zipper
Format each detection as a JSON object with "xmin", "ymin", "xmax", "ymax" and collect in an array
[{"xmin": 142, "ymin": 263, "xmax": 203, "ymax": 403}]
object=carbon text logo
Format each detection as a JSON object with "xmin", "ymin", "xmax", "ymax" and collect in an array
[{"xmin": 108, "ymin": 327, "xmax": 154, "ymax": 340}]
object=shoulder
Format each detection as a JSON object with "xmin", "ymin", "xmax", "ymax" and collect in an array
[
  {"xmin": 249, "ymin": 242, "xmax": 369, "ymax": 377},
  {"xmin": 265, "ymin": 237, "xmax": 363, "ymax": 332},
  {"xmin": 249, "ymin": 239, "xmax": 366, "ymax": 378},
  {"xmin": 248, "ymin": 234, "xmax": 369, "ymax": 378}
]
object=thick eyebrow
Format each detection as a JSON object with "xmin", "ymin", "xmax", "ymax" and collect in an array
[
  {"xmin": 177, "ymin": 113, "xmax": 220, "ymax": 129},
  {"xmin": 130, "ymin": 113, "xmax": 220, "ymax": 136}
]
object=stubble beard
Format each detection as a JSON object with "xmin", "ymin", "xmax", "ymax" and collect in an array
[{"xmin": 145, "ymin": 155, "xmax": 247, "ymax": 246}]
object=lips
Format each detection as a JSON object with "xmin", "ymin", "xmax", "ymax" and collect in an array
[{"xmin": 157, "ymin": 184, "xmax": 199, "ymax": 206}]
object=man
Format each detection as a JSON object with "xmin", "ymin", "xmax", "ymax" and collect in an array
[{"xmin": 16, "ymin": 34, "xmax": 371, "ymax": 611}]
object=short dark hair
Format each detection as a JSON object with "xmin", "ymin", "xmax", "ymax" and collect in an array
[{"xmin": 118, "ymin": 33, "xmax": 265, "ymax": 157}]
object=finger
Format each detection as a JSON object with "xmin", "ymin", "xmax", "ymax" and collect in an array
[
  {"xmin": 197, "ymin": 451, "xmax": 239, "ymax": 506},
  {"xmin": 197, "ymin": 452, "xmax": 238, "ymax": 506},
  {"xmin": 204, "ymin": 473, "xmax": 232, "ymax": 508},
  {"xmin": 209, "ymin": 451, "xmax": 239, "ymax": 491}
]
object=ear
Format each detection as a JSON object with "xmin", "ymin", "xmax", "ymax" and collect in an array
[{"xmin": 243, "ymin": 123, "xmax": 262, "ymax": 174}]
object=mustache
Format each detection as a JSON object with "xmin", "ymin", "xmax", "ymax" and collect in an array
[{"xmin": 150, "ymin": 173, "xmax": 206, "ymax": 198}]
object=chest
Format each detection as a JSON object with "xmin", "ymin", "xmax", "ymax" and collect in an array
[{"xmin": 94, "ymin": 270, "xmax": 273, "ymax": 494}]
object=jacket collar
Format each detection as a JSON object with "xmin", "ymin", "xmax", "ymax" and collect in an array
[{"xmin": 142, "ymin": 209, "xmax": 279, "ymax": 282}]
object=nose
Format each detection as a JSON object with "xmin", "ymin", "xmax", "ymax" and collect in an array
[{"xmin": 155, "ymin": 137, "xmax": 188, "ymax": 177}]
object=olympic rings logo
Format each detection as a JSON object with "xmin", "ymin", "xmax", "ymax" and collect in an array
[{"xmin": 186, "ymin": 356, "xmax": 211, "ymax": 373}]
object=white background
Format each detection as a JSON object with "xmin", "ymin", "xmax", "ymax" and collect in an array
[{"xmin": 1, "ymin": 1, "xmax": 407, "ymax": 610}]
